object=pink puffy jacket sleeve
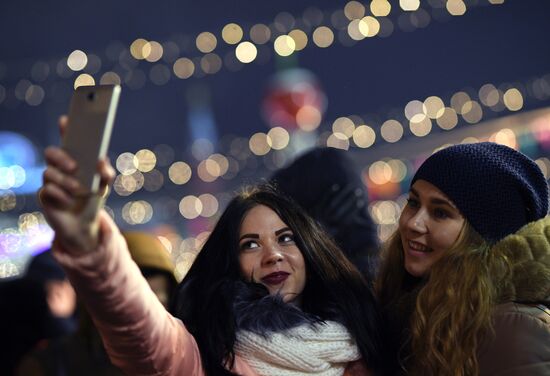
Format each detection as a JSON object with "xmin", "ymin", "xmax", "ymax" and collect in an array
[{"xmin": 51, "ymin": 210, "xmax": 206, "ymax": 376}]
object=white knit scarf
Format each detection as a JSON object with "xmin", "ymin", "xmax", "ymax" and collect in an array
[{"xmin": 234, "ymin": 321, "xmax": 360, "ymax": 376}]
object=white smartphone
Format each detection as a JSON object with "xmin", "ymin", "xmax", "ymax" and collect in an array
[{"xmin": 62, "ymin": 85, "xmax": 121, "ymax": 195}]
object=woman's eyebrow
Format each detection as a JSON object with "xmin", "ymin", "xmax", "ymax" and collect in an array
[
  {"xmin": 275, "ymin": 227, "xmax": 291, "ymax": 236},
  {"xmin": 429, "ymin": 197, "xmax": 457, "ymax": 209},
  {"xmin": 239, "ymin": 233, "xmax": 259, "ymax": 241}
]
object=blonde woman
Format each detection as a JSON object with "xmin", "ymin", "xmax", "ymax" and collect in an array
[{"xmin": 377, "ymin": 142, "xmax": 550, "ymax": 375}]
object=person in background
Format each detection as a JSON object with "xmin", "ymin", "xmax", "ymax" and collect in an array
[
  {"xmin": 16, "ymin": 231, "xmax": 178, "ymax": 376},
  {"xmin": 271, "ymin": 147, "xmax": 379, "ymax": 282},
  {"xmin": 25, "ymin": 250, "xmax": 79, "ymax": 336},
  {"xmin": 377, "ymin": 142, "xmax": 550, "ymax": 375},
  {"xmin": 0, "ymin": 249, "xmax": 78, "ymax": 375}
]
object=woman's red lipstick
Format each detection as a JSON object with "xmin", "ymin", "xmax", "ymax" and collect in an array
[{"xmin": 261, "ymin": 271, "xmax": 289, "ymax": 285}]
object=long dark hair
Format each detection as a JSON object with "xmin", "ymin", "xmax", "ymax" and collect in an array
[{"xmin": 176, "ymin": 184, "xmax": 385, "ymax": 375}]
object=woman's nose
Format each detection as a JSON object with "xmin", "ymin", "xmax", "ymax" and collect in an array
[
  {"xmin": 261, "ymin": 243, "xmax": 284, "ymax": 266},
  {"xmin": 408, "ymin": 210, "xmax": 428, "ymax": 233}
]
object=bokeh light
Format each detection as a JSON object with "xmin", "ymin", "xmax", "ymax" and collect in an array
[
  {"xmin": 249, "ymin": 132, "xmax": 271, "ymax": 155},
  {"xmin": 73, "ymin": 73, "xmax": 95, "ymax": 89},
  {"xmin": 169, "ymin": 161, "xmax": 192, "ymax": 185},
  {"xmin": 222, "ymin": 23, "xmax": 244, "ymax": 45},
  {"xmin": 381, "ymin": 119, "xmax": 404, "ymax": 143},
  {"xmin": 173, "ymin": 58, "xmax": 195, "ymax": 79},
  {"xmin": 312, "ymin": 26, "xmax": 335, "ymax": 48},
  {"xmin": 503, "ymin": 88, "xmax": 524, "ymax": 111},
  {"xmin": 179, "ymin": 195, "xmax": 203, "ymax": 219},
  {"xmin": 267, "ymin": 127, "xmax": 290, "ymax": 150},
  {"xmin": 274, "ymin": 35, "xmax": 296, "ymax": 57},
  {"xmin": 67, "ymin": 50, "xmax": 88, "ymax": 71},
  {"xmin": 196, "ymin": 32, "xmax": 218, "ymax": 53},
  {"xmin": 370, "ymin": 0, "xmax": 391, "ymax": 16},
  {"xmin": 326, "ymin": 133, "xmax": 350, "ymax": 150},
  {"xmin": 352, "ymin": 125, "xmax": 376, "ymax": 148},
  {"xmin": 235, "ymin": 42, "xmax": 257, "ymax": 63}
]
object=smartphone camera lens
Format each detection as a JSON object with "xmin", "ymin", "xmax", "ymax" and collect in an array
[{"xmin": 87, "ymin": 92, "xmax": 95, "ymax": 101}]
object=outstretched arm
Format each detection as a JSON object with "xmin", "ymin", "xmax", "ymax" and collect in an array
[{"xmin": 39, "ymin": 116, "xmax": 204, "ymax": 375}]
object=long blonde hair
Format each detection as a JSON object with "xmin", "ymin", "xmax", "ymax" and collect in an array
[{"xmin": 376, "ymin": 222, "xmax": 511, "ymax": 376}]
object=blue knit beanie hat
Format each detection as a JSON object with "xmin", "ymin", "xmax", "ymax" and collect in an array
[{"xmin": 411, "ymin": 142, "xmax": 549, "ymax": 243}]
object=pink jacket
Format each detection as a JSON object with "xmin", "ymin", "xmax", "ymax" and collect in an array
[{"xmin": 53, "ymin": 211, "xmax": 369, "ymax": 375}]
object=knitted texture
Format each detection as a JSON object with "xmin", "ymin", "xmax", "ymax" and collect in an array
[
  {"xmin": 235, "ymin": 321, "xmax": 360, "ymax": 376},
  {"xmin": 412, "ymin": 142, "xmax": 549, "ymax": 242}
]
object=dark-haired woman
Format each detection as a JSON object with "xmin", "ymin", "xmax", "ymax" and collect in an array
[
  {"xmin": 39, "ymin": 133, "xmax": 385, "ymax": 374},
  {"xmin": 377, "ymin": 142, "xmax": 550, "ymax": 375}
]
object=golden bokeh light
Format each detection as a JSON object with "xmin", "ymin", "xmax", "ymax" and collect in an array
[
  {"xmin": 179, "ymin": 195, "xmax": 203, "ymax": 219},
  {"xmin": 73, "ymin": 73, "xmax": 95, "ymax": 89},
  {"xmin": 113, "ymin": 172, "xmax": 144, "ymax": 196},
  {"xmin": 409, "ymin": 116, "xmax": 432, "ymax": 137},
  {"xmin": 274, "ymin": 35, "xmax": 296, "ymax": 57},
  {"xmin": 196, "ymin": 32, "xmax": 218, "ymax": 53},
  {"xmin": 436, "ymin": 107, "xmax": 458, "ymax": 130},
  {"xmin": 381, "ymin": 119, "xmax": 403, "ymax": 143},
  {"xmin": 371, "ymin": 200, "xmax": 401, "ymax": 225},
  {"xmin": 135, "ymin": 149, "xmax": 157, "ymax": 172},
  {"xmin": 369, "ymin": 161, "xmax": 393, "ymax": 185},
  {"xmin": 503, "ymin": 88, "xmax": 524, "ymax": 111},
  {"xmin": 209, "ymin": 154, "xmax": 229, "ymax": 176},
  {"xmin": 450, "ymin": 91, "xmax": 471, "ymax": 114},
  {"xmin": 404, "ymin": 100, "xmax": 427, "ymax": 121},
  {"xmin": 399, "ymin": 0, "xmax": 420, "ymax": 11},
  {"xmin": 289, "ymin": 29, "xmax": 308, "ymax": 51},
  {"xmin": 168, "ymin": 161, "xmax": 192, "ymax": 185},
  {"xmin": 250, "ymin": 24, "xmax": 271, "ymax": 44},
  {"xmin": 199, "ymin": 193, "xmax": 219, "ymax": 217},
  {"xmin": 145, "ymin": 41, "xmax": 163, "ymax": 62},
  {"xmin": 479, "ymin": 83, "xmax": 500, "ymax": 107},
  {"xmin": 312, "ymin": 26, "xmax": 335, "ymax": 48},
  {"xmin": 490, "ymin": 128, "xmax": 517, "ymax": 149},
  {"xmin": 116, "ymin": 152, "xmax": 138, "ymax": 175},
  {"xmin": 352, "ymin": 125, "xmax": 376, "ymax": 148},
  {"xmin": 267, "ymin": 127, "xmax": 290, "ymax": 150},
  {"xmin": 67, "ymin": 50, "xmax": 88, "ymax": 71},
  {"xmin": 370, "ymin": 0, "xmax": 391, "ymax": 17},
  {"xmin": 447, "ymin": 0, "xmax": 467, "ymax": 16},
  {"xmin": 424, "ymin": 96, "xmax": 445, "ymax": 119},
  {"xmin": 326, "ymin": 133, "xmax": 350, "ymax": 150},
  {"xmin": 461, "ymin": 101, "xmax": 483, "ymax": 123},
  {"xmin": 361, "ymin": 16, "xmax": 381, "ymax": 37},
  {"xmin": 332, "ymin": 117, "xmax": 355, "ymax": 138},
  {"xmin": 235, "ymin": 42, "xmax": 258, "ymax": 63},
  {"xmin": 388, "ymin": 159, "xmax": 408, "ymax": 183},
  {"xmin": 222, "ymin": 23, "xmax": 244, "ymax": 45},
  {"xmin": 344, "ymin": 1, "xmax": 366, "ymax": 20},
  {"xmin": 348, "ymin": 19, "xmax": 366, "ymax": 41},
  {"xmin": 173, "ymin": 58, "xmax": 195, "ymax": 79},
  {"xmin": 249, "ymin": 132, "xmax": 271, "ymax": 155},
  {"xmin": 296, "ymin": 105, "xmax": 322, "ymax": 131},
  {"xmin": 122, "ymin": 200, "xmax": 153, "ymax": 225},
  {"xmin": 197, "ymin": 160, "xmax": 218, "ymax": 182},
  {"xmin": 130, "ymin": 38, "xmax": 148, "ymax": 59}
]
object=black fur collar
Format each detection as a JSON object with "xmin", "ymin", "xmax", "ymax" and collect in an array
[{"xmin": 231, "ymin": 281, "xmax": 322, "ymax": 337}]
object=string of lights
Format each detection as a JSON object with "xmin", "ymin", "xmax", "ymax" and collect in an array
[{"xmin": 0, "ymin": 0, "xmax": 506, "ymax": 108}]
